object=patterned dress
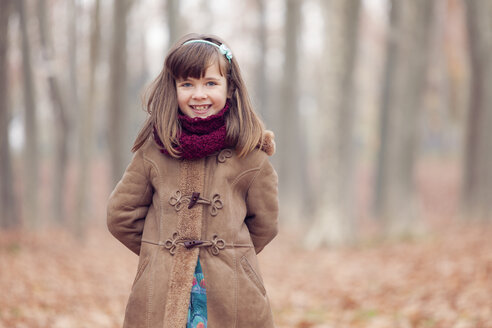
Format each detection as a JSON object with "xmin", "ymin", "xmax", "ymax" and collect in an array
[{"xmin": 186, "ymin": 257, "xmax": 207, "ymax": 328}]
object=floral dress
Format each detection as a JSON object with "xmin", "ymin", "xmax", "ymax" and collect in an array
[{"xmin": 186, "ymin": 257, "xmax": 207, "ymax": 328}]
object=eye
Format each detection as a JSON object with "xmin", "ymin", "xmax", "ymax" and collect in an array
[
  {"xmin": 206, "ymin": 81, "xmax": 217, "ymax": 87},
  {"xmin": 180, "ymin": 82, "xmax": 192, "ymax": 87}
]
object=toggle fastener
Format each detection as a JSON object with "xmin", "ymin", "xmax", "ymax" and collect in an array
[
  {"xmin": 188, "ymin": 192, "xmax": 201, "ymax": 209},
  {"xmin": 184, "ymin": 240, "xmax": 204, "ymax": 249}
]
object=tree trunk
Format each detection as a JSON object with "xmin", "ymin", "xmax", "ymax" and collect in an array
[
  {"xmin": 373, "ymin": 0, "xmax": 398, "ymax": 218},
  {"xmin": 0, "ymin": 0, "xmax": 19, "ymax": 229},
  {"xmin": 305, "ymin": 0, "xmax": 361, "ymax": 248},
  {"xmin": 277, "ymin": 0, "xmax": 303, "ymax": 223},
  {"xmin": 462, "ymin": 0, "xmax": 492, "ymax": 221},
  {"xmin": 67, "ymin": 0, "xmax": 78, "ymax": 148},
  {"xmin": 37, "ymin": 0, "xmax": 70, "ymax": 225},
  {"xmin": 18, "ymin": 0, "xmax": 40, "ymax": 228},
  {"xmin": 255, "ymin": 0, "xmax": 268, "ymax": 121},
  {"xmin": 374, "ymin": 0, "xmax": 434, "ymax": 236},
  {"xmin": 167, "ymin": 0, "xmax": 180, "ymax": 45},
  {"xmin": 109, "ymin": 0, "xmax": 132, "ymax": 187},
  {"xmin": 75, "ymin": 0, "xmax": 101, "ymax": 238}
]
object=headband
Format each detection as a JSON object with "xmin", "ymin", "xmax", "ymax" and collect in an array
[{"xmin": 182, "ymin": 39, "xmax": 233, "ymax": 63}]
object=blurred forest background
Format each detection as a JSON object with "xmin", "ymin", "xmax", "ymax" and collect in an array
[{"xmin": 1, "ymin": 0, "xmax": 492, "ymax": 327}]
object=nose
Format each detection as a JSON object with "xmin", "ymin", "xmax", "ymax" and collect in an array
[{"xmin": 192, "ymin": 86, "xmax": 207, "ymax": 100}]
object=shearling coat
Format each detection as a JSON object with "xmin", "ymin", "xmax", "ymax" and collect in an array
[{"xmin": 107, "ymin": 134, "xmax": 279, "ymax": 328}]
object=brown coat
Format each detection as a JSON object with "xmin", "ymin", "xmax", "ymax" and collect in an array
[{"xmin": 107, "ymin": 133, "xmax": 279, "ymax": 328}]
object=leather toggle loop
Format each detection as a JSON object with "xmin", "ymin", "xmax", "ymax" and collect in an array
[
  {"xmin": 209, "ymin": 194, "xmax": 223, "ymax": 216},
  {"xmin": 209, "ymin": 235, "xmax": 226, "ymax": 256},
  {"xmin": 164, "ymin": 232, "xmax": 180, "ymax": 255},
  {"xmin": 217, "ymin": 148, "xmax": 233, "ymax": 163},
  {"xmin": 159, "ymin": 232, "xmax": 252, "ymax": 256},
  {"xmin": 169, "ymin": 190, "xmax": 223, "ymax": 216},
  {"xmin": 169, "ymin": 191, "xmax": 184, "ymax": 211}
]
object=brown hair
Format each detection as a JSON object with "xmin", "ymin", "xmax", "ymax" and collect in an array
[{"xmin": 132, "ymin": 33, "xmax": 265, "ymax": 158}]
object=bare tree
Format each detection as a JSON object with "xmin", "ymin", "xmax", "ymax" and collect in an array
[
  {"xmin": 109, "ymin": 0, "xmax": 133, "ymax": 186},
  {"xmin": 75, "ymin": 0, "xmax": 101, "ymax": 238},
  {"xmin": 373, "ymin": 0, "xmax": 398, "ymax": 219},
  {"xmin": 305, "ymin": 0, "xmax": 361, "ymax": 247},
  {"xmin": 18, "ymin": 0, "xmax": 40, "ymax": 227},
  {"xmin": 37, "ymin": 0, "xmax": 70, "ymax": 225},
  {"xmin": 167, "ymin": 0, "xmax": 180, "ymax": 44},
  {"xmin": 373, "ymin": 0, "xmax": 434, "ymax": 236},
  {"xmin": 68, "ymin": 0, "xmax": 79, "ymax": 126},
  {"xmin": 0, "ymin": 0, "xmax": 19, "ymax": 229},
  {"xmin": 462, "ymin": 0, "xmax": 492, "ymax": 221},
  {"xmin": 255, "ymin": 0, "xmax": 268, "ymax": 120},
  {"xmin": 277, "ymin": 0, "xmax": 303, "ymax": 222}
]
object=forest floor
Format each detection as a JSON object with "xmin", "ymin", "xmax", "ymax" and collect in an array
[
  {"xmin": 1, "ymin": 222, "xmax": 491, "ymax": 328},
  {"xmin": 2, "ymin": 158, "xmax": 491, "ymax": 327}
]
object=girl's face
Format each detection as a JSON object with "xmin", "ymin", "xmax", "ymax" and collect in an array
[{"xmin": 176, "ymin": 62, "xmax": 228, "ymax": 119}]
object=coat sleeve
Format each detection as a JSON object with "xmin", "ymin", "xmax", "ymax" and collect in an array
[
  {"xmin": 245, "ymin": 157, "xmax": 279, "ymax": 254},
  {"xmin": 107, "ymin": 148, "xmax": 153, "ymax": 255}
]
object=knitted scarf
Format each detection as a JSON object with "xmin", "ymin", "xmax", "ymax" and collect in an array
[{"xmin": 154, "ymin": 102, "xmax": 230, "ymax": 160}]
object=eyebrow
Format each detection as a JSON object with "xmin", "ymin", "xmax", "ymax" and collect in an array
[
  {"xmin": 177, "ymin": 75, "xmax": 221, "ymax": 80},
  {"xmin": 176, "ymin": 74, "xmax": 224, "ymax": 83}
]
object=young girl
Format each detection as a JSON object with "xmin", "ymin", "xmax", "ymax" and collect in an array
[{"xmin": 107, "ymin": 33, "xmax": 279, "ymax": 328}]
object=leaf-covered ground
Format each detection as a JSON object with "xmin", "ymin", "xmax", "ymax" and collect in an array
[{"xmin": 1, "ymin": 223, "xmax": 491, "ymax": 328}]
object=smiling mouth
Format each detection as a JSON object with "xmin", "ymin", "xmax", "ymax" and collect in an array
[{"xmin": 191, "ymin": 105, "xmax": 211, "ymax": 112}]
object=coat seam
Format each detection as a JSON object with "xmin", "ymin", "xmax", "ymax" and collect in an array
[
  {"xmin": 143, "ymin": 156, "xmax": 163, "ymax": 241},
  {"xmin": 245, "ymin": 157, "xmax": 268, "ymax": 195},
  {"xmin": 233, "ymin": 157, "xmax": 267, "ymax": 327},
  {"xmin": 141, "ymin": 148, "xmax": 157, "ymax": 328},
  {"xmin": 147, "ymin": 246, "xmax": 157, "ymax": 328},
  {"xmin": 234, "ymin": 248, "xmax": 238, "ymax": 328},
  {"xmin": 240, "ymin": 255, "xmax": 266, "ymax": 296},
  {"xmin": 231, "ymin": 167, "xmax": 261, "ymax": 187},
  {"xmin": 134, "ymin": 151, "xmax": 152, "ymax": 208}
]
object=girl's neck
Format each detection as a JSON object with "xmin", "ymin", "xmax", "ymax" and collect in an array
[
  {"xmin": 155, "ymin": 102, "xmax": 230, "ymax": 160},
  {"xmin": 178, "ymin": 102, "xmax": 229, "ymax": 135}
]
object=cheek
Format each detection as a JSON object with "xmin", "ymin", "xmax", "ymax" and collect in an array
[
  {"xmin": 219, "ymin": 85, "xmax": 229, "ymax": 101},
  {"xmin": 176, "ymin": 90, "xmax": 188, "ymax": 105}
]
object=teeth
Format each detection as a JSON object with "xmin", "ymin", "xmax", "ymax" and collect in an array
[{"xmin": 193, "ymin": 105, "xmax": 210, "ymax": 111}]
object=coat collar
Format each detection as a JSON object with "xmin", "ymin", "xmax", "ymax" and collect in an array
[{"xmin": 259, "ymin": 130, "xmax": 275, "ymax": 156}]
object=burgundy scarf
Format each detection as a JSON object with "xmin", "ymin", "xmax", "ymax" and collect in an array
[{"xmin": 154, "ymin": 103, "xmax": 230, "ymax": 160}]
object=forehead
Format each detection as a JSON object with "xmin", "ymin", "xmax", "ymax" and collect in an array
[
  {"xmin": 177, "ymin": 62, "xmax": 225, "ymax": 81},
  {"xmin": 167, "ymin": 43, "xmax": 228, "ymax": 80}
]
